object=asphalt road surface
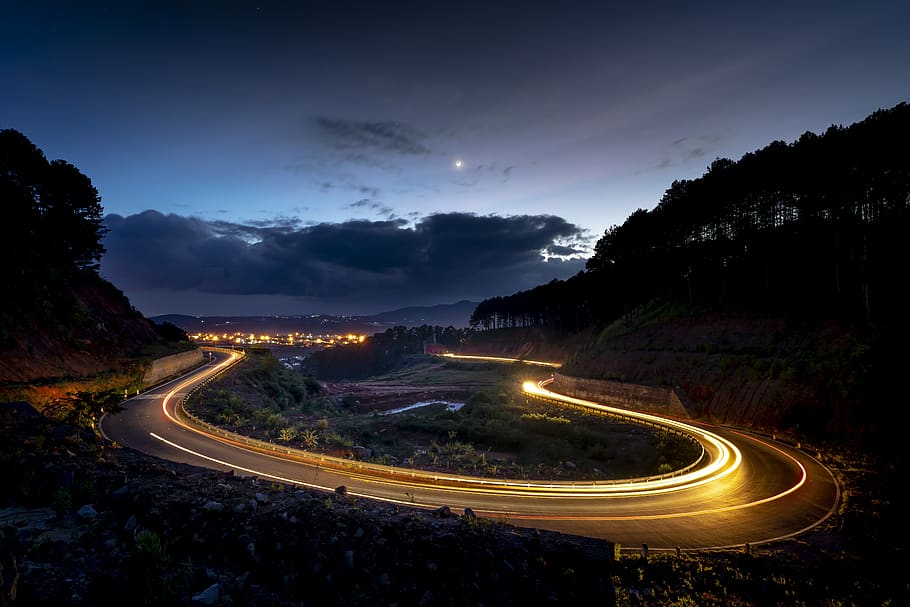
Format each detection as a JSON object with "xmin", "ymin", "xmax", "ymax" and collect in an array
[{"xmin": 101, "ymin": 350, "xmax": 839, "ymax": 550}]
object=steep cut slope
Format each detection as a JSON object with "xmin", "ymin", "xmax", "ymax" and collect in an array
[
  {"xmin": 559, "ymin": 310, "xmax": 888, "ymax": 444},
  {"xmin": 0, "ymin": 272, "xmax": 174, "ymax": 383},
  {"xmin": 458, "ymin": 326, "xmax": 591, "ymax": 364}
]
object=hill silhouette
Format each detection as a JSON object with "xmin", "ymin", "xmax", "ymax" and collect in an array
[
  {"xmin": 0, "ymin": 129, "xmax": 188, "ymax": 385},
  {"xmin": 465, "ymin": 104, "xmax": 910, "ymax": 452},
  {"xmin": 471, "ymin": 102, "xmax": 910, "ymax": 332}
]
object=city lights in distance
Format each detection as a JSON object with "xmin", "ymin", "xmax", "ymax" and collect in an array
[{"xmin": 189, "ymin": 330, "xmax": 367, "ymax": 349}]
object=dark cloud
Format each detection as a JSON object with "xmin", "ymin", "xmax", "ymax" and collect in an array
[
  {"xmin": 314, "ymin": 117, "xmax": 431, "ymax": 156},
  {"xmin": 545, "ymin": 244, "xmax": 585, "ymax": 257},
  {"xmin": 101, "ymin": 210, "xmax": 589, "ymax": 314},
  {"xmin": 346, "ymin": 199, "xmax": 395, "ymax": 217},
  {"xmin": 235, "ymin": 216, "xmax": 304, "ymax": 230}
]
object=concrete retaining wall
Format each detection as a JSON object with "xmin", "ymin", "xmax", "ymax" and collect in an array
[
  {"xmin": 142, "ymin": 349, "xmax": 204, "ymax": 386},
  {"xmin": 551, "ymin": 373, "xmax": 691, "ymax": 419}
]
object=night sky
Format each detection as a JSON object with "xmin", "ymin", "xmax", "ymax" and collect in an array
[{"xmin": 3, "ymin": 1, "xmax": 908, "ymax": 316}]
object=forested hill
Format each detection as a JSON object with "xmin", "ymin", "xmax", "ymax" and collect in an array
[
  {"xmin": 0, "ymin": 129, "xmax": 187, "ymax": 382},
  {"xmin": 470, "ymin": 103, "xmax": 910, "ymax": 331},
  {"xmin": 301, "ymin": 325, "xmax": 472, "ymax": 380}
]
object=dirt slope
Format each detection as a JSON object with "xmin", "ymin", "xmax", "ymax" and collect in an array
[
  {"xmin": 0, "ymin": 273, "xmax": 167, "ymax": 383},
  {"xmin": 462, "ymin": 314, "xmax": 872, "ymax": 442},
  {"xmin": 458, "ymin": 326, "xmax": 591, "ymax": 365}
]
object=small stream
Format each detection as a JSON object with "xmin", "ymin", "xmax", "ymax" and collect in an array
[{"xmin": 378, "ymin": 400, "xmax": 465, "ymax": 415}]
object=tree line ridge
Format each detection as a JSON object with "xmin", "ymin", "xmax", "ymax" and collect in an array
[{"xmin": 471, "ymin": 103, "xmax": 910, "ymax": 331}]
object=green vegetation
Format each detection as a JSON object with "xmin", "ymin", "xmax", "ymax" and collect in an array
[
  {"xmin": 187, "ymin": 348, "xmax": 333, "ymax": 443},
  {"xmin": 375, "ymin": 390, "xmax": 699, "ymax": 480},
  {"xmin": 132, "ymin": 529, "xmax": 171, "ymax": 571},
  {"xmin": 191, "ymin": 354, "xmax": 700, "ymax": 480}
]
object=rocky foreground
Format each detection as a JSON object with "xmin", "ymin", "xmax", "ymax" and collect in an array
[
  {"xmin": 3, "ymin": 399, "xmax": 905, "ymax": 606},
  {"xmin": 0, "ymin": 403, "xmax": 615, "ymax": 606}
]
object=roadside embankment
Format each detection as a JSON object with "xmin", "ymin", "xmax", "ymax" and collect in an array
[
  {"xmin": 551, "ymin": 373, "xmax": 691, "ymax": 419},
  {"xmin": 141, "ymin": 348, "xmax": 204, "ymax": 386}
]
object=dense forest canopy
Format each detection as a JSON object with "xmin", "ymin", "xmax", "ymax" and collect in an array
[{"xmin": 471, "ymin": 103, "xmax": 910, "ymax": 331}]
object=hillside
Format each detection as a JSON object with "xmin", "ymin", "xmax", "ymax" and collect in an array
[
  {"xmin": 368, "ymin": 300, "xmax": 478, "ymax": 328},
  {"xmin": 153, "ymin": 300, "xmax": 478, "ymax": 340},
  {"xmin": 0, "ymin": 272, "xmax": 181, "ymax": 384},
  {"xmin": 471, "ymin": 103, "xmax": 910, "ymax": 333},
  {"xmin": 0, "ymin": 129, "xmax": 189, "ymax": 391},
  {"xmin": 462, "ymin": 104, "xmax": 910, "ymax": 455},
  {"xmin": 457, "ymin": 326, "xmax": 588, "ymax": 364},
  {"xmin": 302, "ymin": 325, "xmax": 472, "ymax": 380},
  {"xmin": 462, "ymin": 306, "xmax": 903, "ymax": 457}
]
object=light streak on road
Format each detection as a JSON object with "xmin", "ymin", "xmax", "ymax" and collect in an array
[
  {"xmin": 522, "ymin": 378, "xmax": 744, "ymax": 494},
  {"xmin": 103, "ymin": 348, "xmax": 839, "ymax": 548},
  {"xmin": 440, "ymin": 352, "xmax": 561, "ymax": 367},
  {"xmin": 159, "ymin": 348, "xmax": 243, "ymax": 428},
  {"xmin": 160, "ymin": 352, "xmax": 744, "ymax": 499}
]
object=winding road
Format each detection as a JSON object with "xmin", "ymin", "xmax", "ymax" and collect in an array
[{"xmin": 100, "ymin": 349, "xmax": 839, "ymax": 550}]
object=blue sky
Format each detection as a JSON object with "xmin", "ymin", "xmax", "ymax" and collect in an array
[{"xmin": 3, "ymin": 1, "xmax": 908, "ymax": 315}]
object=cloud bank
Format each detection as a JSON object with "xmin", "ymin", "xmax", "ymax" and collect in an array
[{"xmin": 101, "ymin": 211, "xmax": 589, "ymax": 315}]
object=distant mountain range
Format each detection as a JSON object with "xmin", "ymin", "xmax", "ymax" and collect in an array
[
  {"xmin": 366, "ymin": 300, "xmax": 478, "ymax": 327},
  {"xmin": 151, "ymin": 300, "xmax": 478, "ymax": 335}
]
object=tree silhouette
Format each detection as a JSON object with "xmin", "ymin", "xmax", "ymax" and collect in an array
[
  {"xmin": 0, "ymin": 129, "xmax": 107, "ymax": 281},
  {"xmin": 40, "ymin": 159, "xmax": 108, "ymax": 271},
  {"xmin": 470, "ymin": 103, "xmax": 910, "ymax": 331},
  {"xmin": 153, "ymin": 321, "xmax": 191, "ymax": 343}
]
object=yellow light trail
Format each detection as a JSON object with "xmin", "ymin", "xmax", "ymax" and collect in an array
[
  {"xmin": 160, "ymin": 350, "xmax": 747, "ymax": 498},
  {"xmin": 440, "ymin": 352, "xmax": 561, "ymax": 368},
  {"xmin": 521, "ymin": 378, "xmax": 744, "ymax": 495},
  {"xmin": 124, "ymin": 348, "xmax": 825, "ymax": 539}
]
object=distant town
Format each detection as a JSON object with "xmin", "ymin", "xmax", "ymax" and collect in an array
[{"xmin": 189, "ymin": 330, "xmax": 367, "ymax": 349}]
